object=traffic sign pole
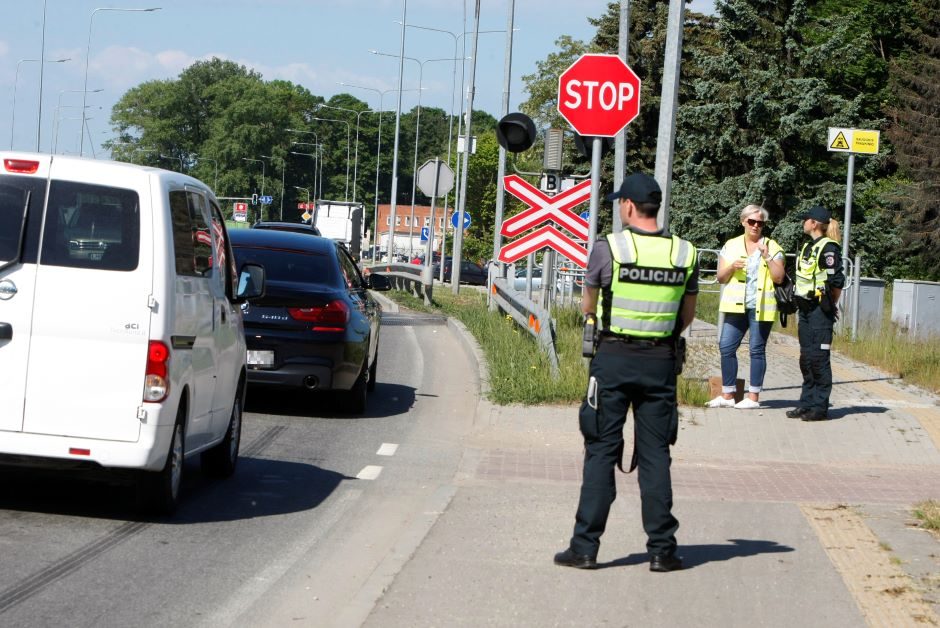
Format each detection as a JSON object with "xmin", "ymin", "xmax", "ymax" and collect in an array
[
  {"xmin": 588, "ymin": 137, "xmax": 602, "ymax": 255},
  {"xmin": 425, "ymin": 158, "xmax": 441, "ymax": 271}
]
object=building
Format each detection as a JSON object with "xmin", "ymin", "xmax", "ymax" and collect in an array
[{"xmin": 373, "ymin": 203, "xmax": 452, "ymax": 258}]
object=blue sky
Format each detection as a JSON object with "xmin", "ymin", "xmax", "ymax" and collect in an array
[{"xmin": 2, "ymin": 0, "xmax": 714, "ymax": 158}]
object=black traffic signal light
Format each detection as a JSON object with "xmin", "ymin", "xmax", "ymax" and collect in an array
[
  {"xmin": 496, "ymin": 112, "xmax": 537, "ymax": 153},
  {"xmin": 574, "ymin": 134, "xmax": 615, "ymax": 160}
]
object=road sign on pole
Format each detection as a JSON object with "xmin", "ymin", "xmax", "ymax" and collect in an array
[
  {"xmin": 451, "ymin": 211, "xmax": 471, "ymax": 229},
  {"xmin": 558, "ymin": 53, "xmax": 642, "ymax": 254},
  {"xmin": 498, "ymin": 175, "xmax": 590, "ymax": 268},
  {"xmin": 233, "ymin": 202, "xmax": 248, "ymax": 222},
  {"xmin": 557, "ymin": 54, "xmax": 642, "ymax": 138},
  {"xmin": 417, "ymin": 159, "xmax": 455, "ymax": 198},
  {"xmin": 420, "ymin": 227, "xmax": 430, "ymax": 242}
]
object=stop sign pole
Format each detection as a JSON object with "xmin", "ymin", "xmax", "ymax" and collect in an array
[{"xmin": 557, "ymin": 54, "xmax": 641, "ymax": 254}]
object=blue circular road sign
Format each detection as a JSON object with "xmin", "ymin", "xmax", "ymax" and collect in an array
[{"xmin": 451, "ymin": 211, "xmax": 471, "ymax": 229}]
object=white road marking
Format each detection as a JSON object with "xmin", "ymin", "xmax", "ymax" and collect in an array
[
  {"xmin": 356, "ymin": 465, "xmax": 383, "ymax": 480},
  {"xmin": 376, "ymin": 443, "xmax": 399, "ymax": 456}
]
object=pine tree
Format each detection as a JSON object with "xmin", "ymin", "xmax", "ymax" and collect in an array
[
  {"xmin": 886, "ymin": 0, "xmax": 940, "ymax": 278},
  {"xmin": 669, "ymin": 0, "xmax": 874, "ymax": 252}
]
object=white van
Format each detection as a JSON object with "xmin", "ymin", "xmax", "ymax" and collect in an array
[{"xmin": 0, "ymin": 153, "xmax": 264, "ymax": 514}]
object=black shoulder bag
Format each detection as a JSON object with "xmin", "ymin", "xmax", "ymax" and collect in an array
[{"xmin": 774, "ymin": 273, "xmax": 797, "ymax": 327}]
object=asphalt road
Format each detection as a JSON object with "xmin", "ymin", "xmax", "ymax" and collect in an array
[{"xmin": 0, "ymin": 310, "xmax": 475, "ymax": 627}]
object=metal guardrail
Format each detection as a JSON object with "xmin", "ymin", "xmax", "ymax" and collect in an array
[
  {"xmin": 366, "ymin": 262, "xmax": 433, "ymax": 306},
  {"xmin": 489, "ymin": 268, "xmax": 560, "ymax": 379}
]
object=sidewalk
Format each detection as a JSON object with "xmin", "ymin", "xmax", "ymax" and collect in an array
[{"xmin": 366, "ymin": 306, "xmax": 940, "ymax": 627}]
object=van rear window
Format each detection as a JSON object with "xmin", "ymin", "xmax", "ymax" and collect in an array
[
  {"xmin": 0, "ymin": 177, "xmax": 46, "ymax": 265},
  {"xmin": 40, "ymin": 181, "xmax": 140, "ymax": 271}
]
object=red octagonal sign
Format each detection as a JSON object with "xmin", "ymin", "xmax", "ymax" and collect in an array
[{"xmin": 557, "ymin": 54, "xmax": 641, "ymax": 137}]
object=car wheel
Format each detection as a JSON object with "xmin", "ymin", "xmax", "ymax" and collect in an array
[
  {"xmin": 201, "ymin": 391, "xmax": 242, "ymax": 478},
  {"xmin": 137, "ymin": 408, "xmax": 185, "ymax": 515},
  {"xmin": 367, "ymin": 346, "xmax": 378, "ymax": 392},
  {"xmin": 342, "ymin": 365, "xmax": 368, "ymax": 414}
]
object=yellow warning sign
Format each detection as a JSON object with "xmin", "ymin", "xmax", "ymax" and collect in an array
[
  {"xmin": 827, "ymin": 127, "xmax": 880, "ymax": 154},
  {"xmin": 830, "ymin": 131, "xmax": 850, "ymax": 150},
  {"xmin": 851, "ymin": 130, "xmax": 880, "ymax": 154}
]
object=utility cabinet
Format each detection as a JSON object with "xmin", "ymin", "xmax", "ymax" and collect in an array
[{"xmin": 892, "ymin": 279, "xmax": 940, "ymax": 339}]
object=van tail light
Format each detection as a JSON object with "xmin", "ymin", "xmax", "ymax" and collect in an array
[
  {"xmin": 143, "ymin": 341, "xmax": 170, "ymax": 402},
  {"xmin": 4, "ymin": 159, "xmax": 40, "ymax": 174},
  {"xmin": 288, "ymin": 300, "xmax": 350, "ymax": 332}
]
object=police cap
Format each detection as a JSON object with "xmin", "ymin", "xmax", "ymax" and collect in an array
[{"xmin": 605, "ymin": 172, "xmax": 662, "ymax": 205}]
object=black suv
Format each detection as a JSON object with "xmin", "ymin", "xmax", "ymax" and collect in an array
[{"xmin": 251, "ymin": 221, "xmax": 321, "ymax": 237}]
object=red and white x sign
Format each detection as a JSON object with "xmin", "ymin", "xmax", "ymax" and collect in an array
[
  {"xmin": 500, "ymin": 175, "xmax": 591, "ymax": 239},
  {"xmin": 497, "ymin": 225, "xmax": 589, "ymax": 268}
]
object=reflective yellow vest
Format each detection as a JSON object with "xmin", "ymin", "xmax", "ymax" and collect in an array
[
  {"xmin": 718, "ymin": 235, "xmax": 784, "ymax": 322},
  {"xmin": 600, "ymin": 230, "xmax": 696, "ymax": 338},
  {"xmin": 795, "ymin": 237, "xmax": 838, "ymax": 298}
]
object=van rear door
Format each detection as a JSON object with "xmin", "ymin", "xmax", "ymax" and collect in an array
[
  {"xmin": 0, "ymin": 156, "xmax": 50, "ymax": 433},
  {"xmin": 22, "ymin": 160, "xmax": 152, "ymax": 442}
]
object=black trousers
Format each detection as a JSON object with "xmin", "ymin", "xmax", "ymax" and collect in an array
[
  {"xmin": 569, "ymin": 344, "xmax": 679, "ymax": 558},
  {"xmin": 798, "ymin": 306, "xmax": 835, "ymax": 412}
]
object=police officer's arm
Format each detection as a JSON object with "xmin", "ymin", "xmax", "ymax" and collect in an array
[
  {"xmin": 582, "ymin": 286, "xmax": 599, "ymax": 319},
  {"xmin": 581, "ymin": 241, "xmax": 610, "ymax": 319},
  {"xmin": 679, "ymin": 294, "xmax": 697, "ymax": 334},
  {"xmin": 819, "ymin": 242, "xmax": 845, "ymax": 304},
  {"xmin": 677, "ymin": 260, "xmax": 700, "ymax": 333}
]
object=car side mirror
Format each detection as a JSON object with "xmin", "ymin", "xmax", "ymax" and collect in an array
[
  {"xmin": 235, "ymin": 263, "xmax": 265, "ymax": 303},
  {"xmin": 367, "ymin": 273, "xmax": 391, "ymax": 291}
]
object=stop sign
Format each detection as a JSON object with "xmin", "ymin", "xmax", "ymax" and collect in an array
[{"xmin": 557, "ymin": 54, "xmax": 641, "ymax": 137}]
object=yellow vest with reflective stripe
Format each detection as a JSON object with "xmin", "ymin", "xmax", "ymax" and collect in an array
[
  {"xmin": 795, "ymin": 237, "xmax": 838, "ymax": 298},
  {"xmin": 600, "ymin": 231, "xmax": 696, "ymax": 338},
  {"xmin": 717, "ymin": 235, "xmax": 784, "ymax": 322}
]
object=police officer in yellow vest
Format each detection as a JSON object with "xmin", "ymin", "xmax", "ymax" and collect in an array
[
  {"xmin": 786, "ymin": 206, "xmax": 845, "ymax": 422},
  {"xmin": 554, "ymin": 173, "xmax": 698, "ymax": 573},
  {"xmin": 707, "ymin": 205, "xmax": 786, "ymax": 409}
]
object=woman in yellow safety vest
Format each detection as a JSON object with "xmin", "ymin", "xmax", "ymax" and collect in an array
[{"xmin": 707, "ymin": 205, "xmax": 785, "ymax": 409}]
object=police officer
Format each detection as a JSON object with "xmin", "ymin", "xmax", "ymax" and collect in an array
[
  {"xmin": 554, "ymin": 172, "xmax": 698, "ymax": 573},
  {"xmin": 786, "ymin": 206, "xmax": 845, "ymax": 422}
]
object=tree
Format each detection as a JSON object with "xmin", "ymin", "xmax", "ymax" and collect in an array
[
  {"xmin": 669, "ymin": 0, "xmax": 878, "ymax": 255},
  {"xmin": 886, "ymin": 0, "xmax": 940, "ymax": 279}
]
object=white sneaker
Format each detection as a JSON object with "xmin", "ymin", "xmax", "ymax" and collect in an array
[
  {"xmin": 706, "ymin": 396, "xmax": 735, "ymax": 408},
  {"xmin": 734, "ymin": 398, "xmax": 761, "ymax": 409}
]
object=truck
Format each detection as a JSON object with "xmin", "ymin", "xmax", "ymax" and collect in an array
[{"xmin": 310, "ymin": 201, "xmax": 363, "ymax": 259}]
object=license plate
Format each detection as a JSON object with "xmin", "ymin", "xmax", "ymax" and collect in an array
[{"xmin": 247, "ymin": 350, "xmax": 274, "ymax": 367}]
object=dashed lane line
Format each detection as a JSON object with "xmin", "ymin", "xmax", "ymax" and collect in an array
[
  {"xmin": 800, "ymin": 503, "xmax": 939, "ymax": 627},
  {"xmin": 377, "ymin": 443, "xmax": 399, "ymax": 456},
  {"xmin": 357, "ymin": 465, "xmax": 383, "ymax": 480}
]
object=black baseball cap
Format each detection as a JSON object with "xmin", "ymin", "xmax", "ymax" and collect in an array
[
  {"xmin": 605, "ymin": 172, "xmax": 662, "ymax": 204},
  {"xmin": 800, "ymin": 205, "xmax": 831, "ymax": 223}
]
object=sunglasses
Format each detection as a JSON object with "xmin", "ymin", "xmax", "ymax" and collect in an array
[{"xmin": 746, "ymin": 218, "xmax": 766, "ymax": 227}]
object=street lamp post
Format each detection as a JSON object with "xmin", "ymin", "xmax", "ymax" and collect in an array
[
  {"xmin": 53, "ymin": 105, "xmax": 100, "ymax": 154},
  {"xmin": 403, "ymin": 23, "xmax": 505, "ymax": 278},
  {"xmin": 261, "ymin": 154, "xmax": 285, "ymax": 220},
  {"xmin": 290, "ymin": 149, "xmax": 320, "ymax": 200},
  {"xmin": 309, "ymin": 116, "xmax": 351, "ymax": 202},
  {"xmin": 371, "ymin": 51, "xmax": 463, "ymax": 257},
  {"xmin": 315, "ymin": 104, "xmax": 376, "ymax": 204},
  {"xmin": 10, "ymin": 57, "xmax": 70, "ymax": 150},
  {"xmin": 294, "ymin": 186, "xmax": 311, "ymax": 223},
  {"xmin": 242, "ymin": 157, "xmax": 265, "ymax": 222},
  {"xmin": 81, "ymin": 6, "xmax": 161, "ymax": 156},
  {"xmin": 339, "ymin": 83, "xmax": 419, "ymax": 260},
  {"xmin": 51, "ymin": 88, "xmax": 102, "ymax": 153},
  {"xmin": 193, "ymin": 154, "xmax": 219, "ymax": 191},
  {"xmin": 288, "ymin": 130, "xmax": 322, "ymax": 199}
]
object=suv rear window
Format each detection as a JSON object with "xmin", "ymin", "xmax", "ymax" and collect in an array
[
  {"xmin": 40, "ymin": 181, "xmax": 140, "ymax": 271},
  {"xmin": 232, "ymin": 244, "xmax": 338, "ymax": 286}
]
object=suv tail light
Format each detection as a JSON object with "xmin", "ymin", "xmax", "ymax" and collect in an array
[
  {"xmin": 143, "ymin": 341, "xmax": 170, "ymax": 402},
  {"xmin": 4, "ymin": 159, "xmax": 40, "ymax": 174},
  {"xmin": 288, "ymin": 300, "xmax": 350, "ymax": 332}
]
